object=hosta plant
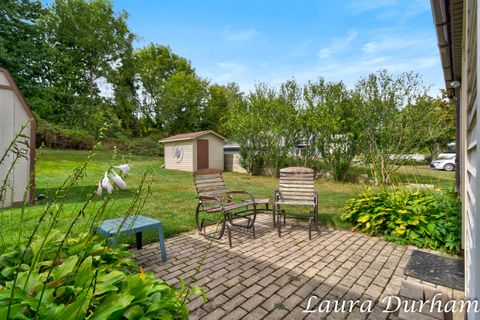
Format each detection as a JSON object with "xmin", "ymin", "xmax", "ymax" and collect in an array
[
  {"xmin": 341, "ymin": 188, "xmax": 461, "ymax": 253},
  {"xmin": 0, "ymin": 230, "xmax": 203, "ymax": 319}
]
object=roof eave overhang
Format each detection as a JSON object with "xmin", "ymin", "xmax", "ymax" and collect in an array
[
  {"xmin": 430, "ymin": 0, "xmax": 463, "ymax": 99},
  {"xmin": 159, "ymin": 137, "xmax": 195, "ymax": 143},
  {"xmin": 159, "ymin": 130, "xmax": 227, "ymax": 143}
]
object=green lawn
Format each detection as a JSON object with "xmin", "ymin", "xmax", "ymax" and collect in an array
[{"xmin": 0, "ymin": 149, "xmax": 455, "ymax": 249}]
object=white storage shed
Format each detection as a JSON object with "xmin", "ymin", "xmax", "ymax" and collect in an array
[
  {"xmin": 160, "ymin": 130, "xmax": 225, "ymax": 172},
  {"xmin": 0, "ymin": 68, "xmax": 36, "ymax": 207}
]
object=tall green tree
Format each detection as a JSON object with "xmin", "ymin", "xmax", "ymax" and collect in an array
[
  {"xmin": 205, "ymin": 83, "xmax": 244, "ymax": 135},
  {"xmin": 414, "ymin": 94, "xmax": 456, "ymax": 160},
  {"xmin": 0, "ymin": 0, "xmax": 53, "ymax": 109},
  {"xmin": 226, "ymin": 81, "xmax": 300, "ymax": 176},
  {"xmin": 160, "ymin": 71, "xmax": 209, "ymax": 135},
  {"xmin": 355, "ymin": 69, "xmax": 429, "ymax": 184},
  {"xmin": 110, "ymin": 33, "xmax": 139, "ymax": 136},
  {"xmin": 303, "ymin": 79, "xmax": 359, "ymax": 181},
  {"xmin": 41, "ymin": 0, "xmax": 133, "ymax": 130},
  {"xmin": 135, "ymin": 44, "xmax": 194, "ymax": 130}
]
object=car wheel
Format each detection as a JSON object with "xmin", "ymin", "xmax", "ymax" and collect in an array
[{"xmin": 444, "ymin": 163, "xmax": 455, "ymax": 171}]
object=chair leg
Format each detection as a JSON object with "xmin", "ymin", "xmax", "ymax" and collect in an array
[
  {"xmin": 251, "ymin": 203, "xmax": 257, "ymax": 228},
  {"xmin": 283, "ymin": 210, "xmax": 286, "ymax": 225},
  {"xmin": 195, "ymin": 203, "xmax": 203, "ymax": 233},
  {"xmin": 252, "ymin": 223, "xmax": 256, "ymax": 239},
  {"xmin": 277, "ymin": 210, "xmax": 282, "ymax": 237},
  {"xmin": 272, "ymin": 204, "xmax": 276, "ymax": 227},
  {"xmin": 200, "ymin": 218, "xmax": 226, "ymax": 240},
  {"xmin": 308, "ymin": 217, "xmax": 312, "ymax": 240},
  {"xmin": 227, "ymin": 224, "xmax": 232, "ymax": 248}
]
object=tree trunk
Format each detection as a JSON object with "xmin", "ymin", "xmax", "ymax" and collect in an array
[{"xmin": 429, "ymin": 144, "xmax": 442, "ymax": 160}]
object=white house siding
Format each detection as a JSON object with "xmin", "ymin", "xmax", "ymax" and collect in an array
[
  {"xmin": 463, "ymin": 0, "xmax": 480, "ymax": 317},
  {"xmin": 0, "ymin": 71, "xmax": 8, "ymax": 86},
  {"xmin": 0, "ymin": 78, "xmax": 33, "ymax": 207},
  {"xmin": 163, "ymin": 140, "xmax": 194, "ymax": 172}
]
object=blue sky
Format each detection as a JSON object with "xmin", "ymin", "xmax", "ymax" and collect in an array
[{"xmin": 115, "ymin": 0, "xmax": 442, "ymax": 95}]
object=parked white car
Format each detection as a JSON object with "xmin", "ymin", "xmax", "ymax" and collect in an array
[{"xmin": 430, "ymin": 153, "xmax": 456, "ymax": 171}]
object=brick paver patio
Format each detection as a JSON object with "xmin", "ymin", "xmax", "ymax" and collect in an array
[{"xmin": 135, "ymin": 214, "xmax": 463, "ymax": 320}]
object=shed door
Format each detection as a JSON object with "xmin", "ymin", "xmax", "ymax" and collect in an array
[{"xmin": 197, "ymin": 139, "xmax": 209, "ymax": 169}]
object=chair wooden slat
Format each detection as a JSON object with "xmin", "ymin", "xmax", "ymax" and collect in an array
[
  {"xmin": 275, "ymin": 200, "xmax": 316, "ymax": 206},
  {"xmin": 281, "ymin": 195, "xmax": 315, "ymax": 201},
  {"xmin": 199, "ymin": 189, "xmax": 230, "ymax": 197},
  {"xmin": 196, "ymin": 182, "xmax": 226, "ymax": 189},
  {"xmin": 279, "ymin": 177, "xmax": 314, "ymax": 182},
  {"xmin": 280, "ymin": 191, "xmax": 316, "ymax": 196},
  {"xmin": 195, "ymin": 176, "xmax": 223, "ymax": 183},
  {"xmin": 274, "ymin": 166, "xmax": 319, "ymax": 239},
  {"xmin": 194, "ymin": 175, "xmax": 224, "ymax": 182},
  {"xmin": 279, "ymin": 184, "xmax": 315, "ymax": 189}
]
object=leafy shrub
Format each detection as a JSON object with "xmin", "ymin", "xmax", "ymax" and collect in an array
[
  {"xmin": 36, "ymin": 120, "xmax": 95, "ymax": 150},
  {"xmin": 0, "ymin": 230, "xmax": 198, "ymax": 319},
  {"xmin": 341, "ymin": 188, "xmax": 461, "ymax": 253},
  {"xmin": 102, "ymin": 136, "xmax": 164, "ymax": 157},
  {"xmin": 125, "ymin": 137, "xmax": 164, "ymax": 157},
  {"xmin": 283, "ymin": 156, "xmax": 327, "ymax": 175}
]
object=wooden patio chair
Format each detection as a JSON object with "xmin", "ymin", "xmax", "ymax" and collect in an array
[
  {"xmin": 193, "ymin": 168, "xmax": 257, "ymax": 247},
  {"xmin": 273, "ymin": 167, "xmax": 319, "ymax": 239}
]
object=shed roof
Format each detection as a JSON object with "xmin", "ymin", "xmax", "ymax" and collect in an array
[{"xmin": 159, "ymin": 130, "xmax": 226, "ymax": 143}]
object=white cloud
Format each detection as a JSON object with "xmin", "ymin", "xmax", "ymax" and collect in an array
[
  {"xmin": 223, "ymin": 27, "xmax": 258, "ymax": 42},
  {"xmin": 215, "ymin": 61, "xmax": 247, "ymax": 82},
  {"xmin": 362, "ymin": 36, "xmax": 428, "ymax": 53},
  {"xmin": 348, "ymin": 0, "xmax": 429, "ymax": 23},
  {"xmin": 290, "ymin": 40, "xmax": 312, "ymax": 58},
  {"xmin": 317, "ymin": 31, "xmax": 358, "ymax": 59},
  {"xmin": 347, "ymin": 0, "xmax": 397, "ymax": 14}
]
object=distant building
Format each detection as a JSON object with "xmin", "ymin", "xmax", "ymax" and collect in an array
[
  {"xmin": 223, "ymin": 141, "xmax": 247, "ymax": 173},
  {"xmin": 224, "ymin": 141, "xmax": 241, "ymax": 155}
]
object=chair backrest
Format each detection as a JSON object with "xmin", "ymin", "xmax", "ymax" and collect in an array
[
  {"xmin": 278, "ymin": 167, "xmax": 315, "ymax": 202},
  {"xmin": 193, "ymin": 168, "xmax": 230, "ymax": 208}
]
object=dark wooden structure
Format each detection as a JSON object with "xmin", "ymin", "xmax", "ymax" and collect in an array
[
  {"xmin": 196, "ymin": 139, "xmax": 209, "ymax": 169},
  {"xmin": 193, "ymin": 168, "xmax": 257, "ymax": 247},
  {"xmin": 273, "ymin": 167, "xmax": 319, "ymax": 239}
]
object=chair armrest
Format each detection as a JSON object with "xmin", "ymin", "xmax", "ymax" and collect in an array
[
  {"xmin": 228, "ymin": 190, "xmax": 255, "ymax": 202},
  {"xmin": 196, "ymin": 195, "xmax": 224, "ymax": 210},
  {"xmin": 228, "ymin": 190, "xmax": 248, "ymax": 194}
]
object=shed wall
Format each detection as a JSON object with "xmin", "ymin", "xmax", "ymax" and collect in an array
[
  {"xmin": 164, "ymin": 141, "xmax": 194, "ymax": 172},
  {"xmin": 0, "ymin": 88, "xmax": 33, "ymax": 207},
  {"xmin": 199, "ymin": 133, "xmax": 224, "ymax": 171}
]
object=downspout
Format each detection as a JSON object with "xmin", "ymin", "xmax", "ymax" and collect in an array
[{"xmin": 455, "ymin": 98, "xmax": 460, "ymax": 194}]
